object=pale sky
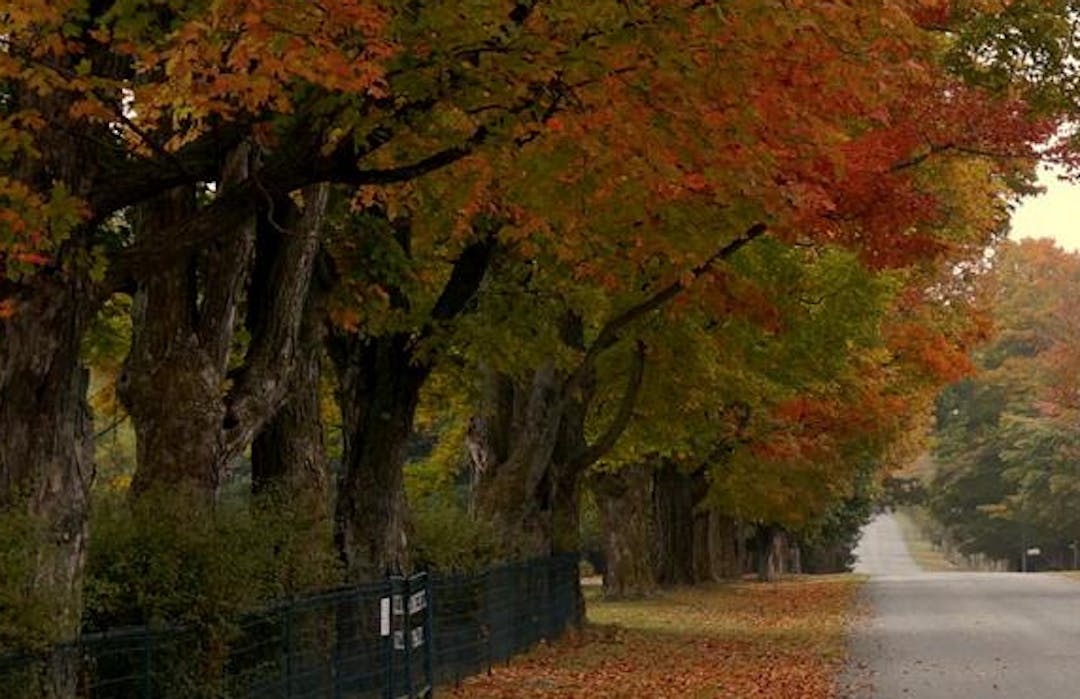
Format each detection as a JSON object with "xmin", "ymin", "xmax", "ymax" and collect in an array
[{"xmin": 1009, "ymin": 164, "xmax": 1080, "ymax": 252}]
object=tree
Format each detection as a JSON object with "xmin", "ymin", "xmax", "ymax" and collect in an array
[
  {"xmin": 0, "ymin": 0, "xmax": 695, "ymax": 650},
  {"xmin": 930, "ymin": 240, "xmax": 1080, "ymax": 568}
]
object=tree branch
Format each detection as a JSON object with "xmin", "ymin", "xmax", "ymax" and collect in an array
[
  {"xmin": 583, "ymin": 222, "xmax": 767, "ymax": 369},
  {"xmin": 427, "ymin": 233, "xmax": 498, "ymax": 324},
  {"xmin": 222, "ymin": 184, "xmax": 329, "ymax": 458},
  {"xmin": 331, "ymin": 126, "xmax": 490, "ymax": 186},
  {"xmin": 571, "ymin": 340, "xmax": 647, "ymax": 471}
]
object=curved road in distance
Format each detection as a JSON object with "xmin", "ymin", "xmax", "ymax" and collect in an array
[{"xmin": 842, "ymin": 514, "xmax": 1080, "ymax": 698}]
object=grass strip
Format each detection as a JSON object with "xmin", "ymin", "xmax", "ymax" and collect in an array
[{"xmin": 891, "ymin": 507, "xmax": 958, "ymax": 572}]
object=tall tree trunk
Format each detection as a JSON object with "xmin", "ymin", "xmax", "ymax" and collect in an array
[
  {"xmin": 692, "ymin": 507, "xmax": 714, "ymax": 583},
  {"xmin": 120, "ymin": 169, "xmax": 327, "ymax": 497},
  {"xmin": 120, "ymin": 158, "xmax": 253, "ymax": 496},
  {"xmin": 652, "ymin": 463, "xmax": 709, "ymax": 585},
  {"xmin": 549, "ymin": 364, "xmax": 591, "ymax": 556},
  {"xmin": 469, "ymin": 332, "xmax": 645, "ymax": 562},
  {"xmin": 250, "ymin": 341, "xmax": 328, "ymax": 501},
  {"xmin": 756, "ymin": 525, "xmax": 786, "ymax": 582},
  {"xmin": 250, "ymin": 229, "xmax": 332, "ymax": 507},
  {"xmin": 0, "ymin": 279, "xmax": 95, "ymax": 696},
  {"xmin": 709, "ymin": 513, "xmax": 742, "ymax": 580},
  {"xmin": 328, "ymin": 229, "xmax": 495, "ymax": 582},
  {"xmin": 593, "ymin": 465, "xmax": 657, "ymax": 598},
  {"xmin": 328, "ymin": 333, "xmax": 424, "ymax": 581},
  {"xmin": 250, "ymin": 266, "xmax": 334, "ymax": 589},
  {"xmin": 1, "ymin": 43, "xmax": 123, "ymax": 694},
  {"xmin": 469, "ymin": 365, "xmax": 566, "ymax": 558}
]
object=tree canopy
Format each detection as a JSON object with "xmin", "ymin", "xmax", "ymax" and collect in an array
[{"xmin": 0, "ymin": 1, "xmax": 1074, "ymax": 686}]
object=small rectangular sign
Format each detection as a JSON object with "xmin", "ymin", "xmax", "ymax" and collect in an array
[{"xmin": 380, "ymin": 597, "xmax": 390, "ymax": 636}]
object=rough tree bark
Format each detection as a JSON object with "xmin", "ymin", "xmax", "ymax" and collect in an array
[
  {"xmin": 248, "ymin": 239, "xmax": 336, "ymax": 593},
  {"xmin": 0, "ymin": 280, "xmax": 96, "ymax": 696},
  {"xmin": 756, "ymin": 525, "xmax": 787, "ymax": 582},
  {"xmin": 119, "ymin": 166, "xmax": 328, "ymax": 498},
  {"xmin": 250, "ymin": 230, "xmax": 333, "ymax": 507},
  {"xmin": 119, "ymin": 183, "xmax": 233, "ymax": 494},
  {"xmin": 708, "ymin": 513, "xmax": 744, "ymax": 580},
  {"xmin": 592, "ymin": 464, "xmax": 657, "ymax": 598},
  {"xmin": 0, "ymin": 53, "xmax": 113, "ymax": 696},
  {"xmin": 652, "ymin": 462, "xmax": 709, "ymax": 585},
  {"xmin": 250, "ymin": 336, "xmax": 329, "ymax": 503},
  {"xmin": 470, "ymin": 339, "xmax": 646, "ymax": 559},
  {"xmin": 329, "ymin": 333, "xmax": 424, "ymax": 580},
  {"xmin": 468, "ymin": 365, "xmax": 566, "ymax": 556}
]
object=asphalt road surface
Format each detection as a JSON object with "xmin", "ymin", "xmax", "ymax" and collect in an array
[{"xmin": 841, "ymin": 514, "xmax": 1080, "ymax": 698}]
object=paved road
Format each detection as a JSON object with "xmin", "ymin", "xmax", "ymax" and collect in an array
[{"xmin": 842, "ymin": 514, "xmax": 1080, "ymax": 698}]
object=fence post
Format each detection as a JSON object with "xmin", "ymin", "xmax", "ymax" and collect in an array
[
  {"xmin": 333, "ymin": 594, "xmax": 343, "ymax": 699},
  {"xmin": 402, "ymin": 575, "xmax": 415, "ymax": 699},
  {"xmin": 281, "ymin": 604, "xmax": 293, "ymax": 697},
  {"xmin": 421, "ymin": 576, "xmax": 434, "ymax": 696},
  {"xmin": 384, "ymin": 578, "xmax": 395, "ymax": 699},
  {"xmin": 142, "ymin": 631, "xmax": 152, "ymax": 699}
]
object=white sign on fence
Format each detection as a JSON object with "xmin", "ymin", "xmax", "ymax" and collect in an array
[{"xmin": 380, "ymin": 597, "xmax": 391, "ymax": 636}]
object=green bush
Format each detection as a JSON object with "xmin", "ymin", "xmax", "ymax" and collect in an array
[
  {"xmin": 410, "ymin": 494, "xmax": 512, "ymax": 573},
  {"xmin": 0, "ymin": 508, "xmax": 62, "ymax": 653},
  {"xmin": 83, "ymin": 487, "xmax": 341, "ymax": 632}
]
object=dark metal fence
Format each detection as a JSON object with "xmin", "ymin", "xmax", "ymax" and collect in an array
[{"xmin": 0, "ymin": 554, "xmax": 580, "ymax": 698}]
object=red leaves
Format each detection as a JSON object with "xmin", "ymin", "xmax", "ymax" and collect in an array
[
  {"xmin": 12, "ymin": 252, "xmax": 49, "ymax": 266},
  {"xmin": 449, "ymin": 578, "xmax": 861, "ymax": 699},
  {"xmin": 887, "ymin": 322, "xmax": 975, "ymax": 383}
]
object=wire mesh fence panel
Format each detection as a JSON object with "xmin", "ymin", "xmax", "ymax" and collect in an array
[
  {"xmin": 0, "ymin": 649, "xmax": 45, "ymax": 699},
  {"xmin": 0, "ymin": 555, "xmax": 579, "ymax": 698},
  {"xmin": 427, "ymin": 570, "xmax": 487, "ymax": 686}
]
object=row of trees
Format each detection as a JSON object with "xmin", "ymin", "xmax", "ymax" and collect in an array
[
  {"xmin": 931, "ymin": 239, "xmax": 1080, "ymax": 570},
  {"xmin": 2, "ymin": 0, "xmax": 1079, "ymax": 691}
]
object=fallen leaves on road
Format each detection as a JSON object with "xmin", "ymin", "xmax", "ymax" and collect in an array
[{"xmin": 448, "ymin": 575, "xmax": 862, "ymax": 698}]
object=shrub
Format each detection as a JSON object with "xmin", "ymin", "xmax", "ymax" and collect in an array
[
  {"xmin": 83, "ymin": 487, "xmax": 341, "ymax": 632},
  {"xmin": 410, "ymin": 495, "xmax": 512, "ymax": 573}
]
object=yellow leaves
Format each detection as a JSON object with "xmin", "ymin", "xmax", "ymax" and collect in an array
[
  {"xmin": 451, "ymin": 577, "xmax": 862, "ymax": 698},
  {"xmin": 67, "ymin": 96, "xmax": 114, "ymax": 122}
]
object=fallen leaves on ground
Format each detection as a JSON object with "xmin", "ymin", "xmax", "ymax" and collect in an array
[{"xmin": 448, "ymin": 574, "xmax": 862, "ymax": 699}]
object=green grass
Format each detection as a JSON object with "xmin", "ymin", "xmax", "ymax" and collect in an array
[{"xmin": 892, "ymin": 507, "xmax": 959, "ymax": 572}]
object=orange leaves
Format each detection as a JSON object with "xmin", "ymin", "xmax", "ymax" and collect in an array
[
  {"xmin": 449, "ymin": 578, "xmax": 861, "ymax": 699},
  {"xmin": 0, "ymin": 175, "xmax": 86, "ymax": 281},
  {"xmin": 109, "ymin": 0, "xmax": 395, "ymax": 150},
  {"xmin": 886, "ymin": 322, "xmax": 975, "ymax": 383},
  {"xmin": 11, "ymin": 252, "xmax": 49, "ymax": 266}
]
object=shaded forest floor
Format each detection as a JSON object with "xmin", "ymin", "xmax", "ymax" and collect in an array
[{"xmin": 448, "ymin": 574, "xmax": 863, "ymax": 698}]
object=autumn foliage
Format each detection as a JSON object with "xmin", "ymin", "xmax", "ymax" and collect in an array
[
  {"xmin": 0, "ymin": 0, "xmax": 1070, "ymax": 693},
  {"xmin": 449, "ymin": 577, "xmax": 860, "ymax": 698}
]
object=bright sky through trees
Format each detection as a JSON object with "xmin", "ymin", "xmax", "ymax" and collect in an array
[{"xmin": 1011, "ymin": 165, "xmax": 1080, "ymax": 251}]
